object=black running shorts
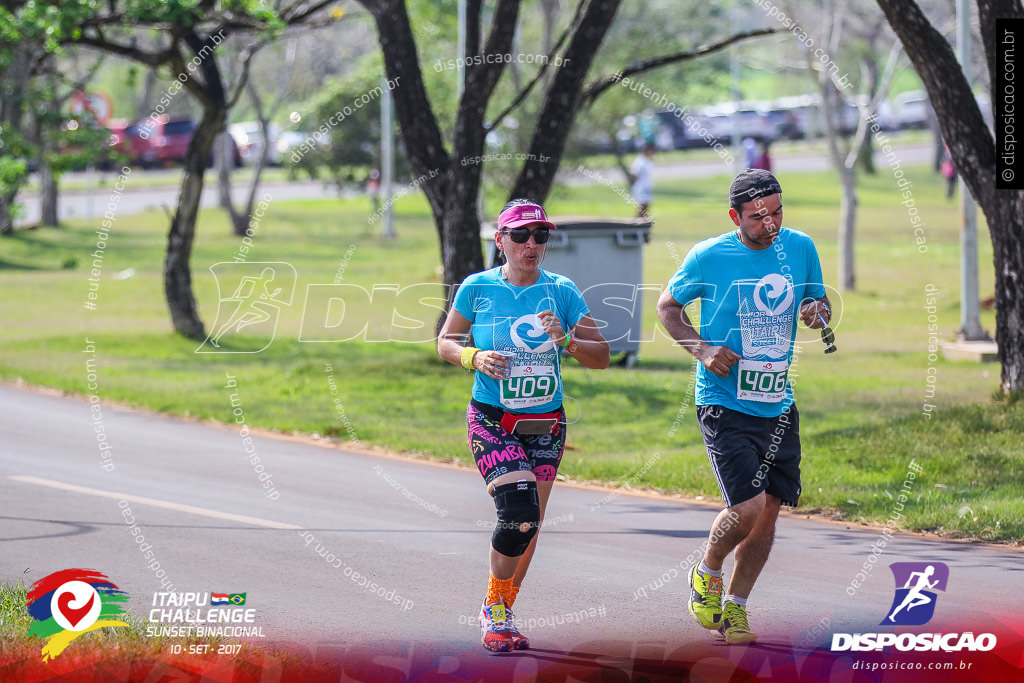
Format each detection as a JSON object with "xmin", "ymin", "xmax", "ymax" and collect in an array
[{"xmin": 695, "ymin": 404, "xmax": 801, "ymax": 507}]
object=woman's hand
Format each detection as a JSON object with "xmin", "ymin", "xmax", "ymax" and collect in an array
[
  {"xmin": 473, "ymin": 350, "xmax": 511, "ymax": 380},
  {"xmin": 537, "ymin": 310, "xmax": 567, "ymax": 345}
]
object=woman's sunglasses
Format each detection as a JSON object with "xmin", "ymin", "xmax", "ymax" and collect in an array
[{"xmin": 502, "ymin": 227, "xmax": 551, "ymax": 244}]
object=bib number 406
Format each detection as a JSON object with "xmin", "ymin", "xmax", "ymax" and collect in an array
[
  {"xmin": 740, "ymin": 369, "xmax": 787, "ymax": 394},
  {"xmin": 736, "ymin": 358, "xmax": 789, "ymax": 403}
]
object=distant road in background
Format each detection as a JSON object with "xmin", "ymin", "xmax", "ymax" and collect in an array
[{"xmin": 14, "ymin": 142, "xmax": 932, "ymax": 226}]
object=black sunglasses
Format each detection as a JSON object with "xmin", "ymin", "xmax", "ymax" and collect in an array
[
  {"xmin": 817, "ymin": 313, "xmax": 837, "ymax": 354},
  {"xmin": 502, "ymin": 227, "xmax": 550, "ymax": 244}
]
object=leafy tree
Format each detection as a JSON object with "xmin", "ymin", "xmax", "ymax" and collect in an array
[
  {"xmin": 876, "ymin": 0, "xmax": 1024, "ymax": 393},
  {"xmin": 48, "ymin": 0, "xmax": 338, "ymax": 339},
  {"xmin": 354, "ymin": 0, "xmax": 777, "ymax": 309}
]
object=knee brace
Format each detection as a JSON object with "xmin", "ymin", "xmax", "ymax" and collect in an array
[{"xmin": 490, "ymin": 480, "xmax": 540, "ymax": 557}]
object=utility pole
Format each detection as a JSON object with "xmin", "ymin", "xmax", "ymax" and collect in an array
[
  {"xmin": 381, "ymin": 74, "xmax": 395, "ymax": 240},
  {"xmin": 956, "ymin": 0, "xmax": 986, "ymax": 340}
]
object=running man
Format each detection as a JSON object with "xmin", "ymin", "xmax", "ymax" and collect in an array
[
  {"xmin": 888, "ymin": 565, "xmax": 939, "ymax": 622},
  {"xmin": 438, "ymin": 199, "xmax": 609, "ymax": 652},
  {"xmin": 656, "ymin": 169, "xmax": 832, "ymax": 643},
  {"xmin": 210, "ymin": 267, "xmax": 286, "ymax": 346}
]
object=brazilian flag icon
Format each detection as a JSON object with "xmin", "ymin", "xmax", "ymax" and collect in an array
[{"xmin": 228, "ymin": 593, "xmax": 247, "ymax": 605}]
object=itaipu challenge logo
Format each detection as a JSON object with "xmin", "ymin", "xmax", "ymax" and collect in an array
[{"xmin": 26, "ymin": 569, "xmax": 129, "ymax": 661}]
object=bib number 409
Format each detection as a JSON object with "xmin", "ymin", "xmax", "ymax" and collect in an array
[{"xmin": 503, "ymin": 375, "xmax": 554, "ymax": 399}]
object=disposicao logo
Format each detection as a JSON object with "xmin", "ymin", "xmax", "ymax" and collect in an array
[
  {"xmin": 831, "ymin": 561, "xmax": 996, "ymax": 653},
  {"xmin": 26, "ymin": 569, "xmax": 129, "ymax": 661},
  {"xmin": 883, "ymin": 561, "xmax": 948, "ymax": 626}
]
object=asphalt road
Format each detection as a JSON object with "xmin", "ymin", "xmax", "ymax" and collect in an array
[
  {"xmin": 13, "ymin": 143, "xmax": 933, "ymax": 227},
  {"xmin": 1, "ymin": 382, "xmax": 1019, "ymax": 679}
]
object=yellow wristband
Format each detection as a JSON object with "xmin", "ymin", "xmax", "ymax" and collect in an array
[{"xmin": 461, "ymin": 346, "xmax": 480, "ymax": 370}]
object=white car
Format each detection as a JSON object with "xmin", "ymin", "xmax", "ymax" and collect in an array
[
  {"xmin": 894, "ymin": 91, "xmax": 933, "ymax": 130},
  {"xmin": 229, "ymin": 122, "xmax": 282, "ymax": 166}
]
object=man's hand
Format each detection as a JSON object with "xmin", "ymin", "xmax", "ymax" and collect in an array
[
  {"xmin": 697, "ymin": 345, "xmax": 742, "ymax": 377},
  {"xmin": 800, "ymin": 299, "xmax": 830, "ymax": 328}
]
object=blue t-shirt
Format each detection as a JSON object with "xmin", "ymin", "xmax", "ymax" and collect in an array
[
  {"xmin": 453, "ymin": 267, "xmax": 590, "ymax": 413},
  {"xmin": 669, "ymin": 227, "xmax": 825, "ymax": 417}
]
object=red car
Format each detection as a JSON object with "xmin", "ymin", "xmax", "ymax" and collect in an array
[
  {"xmin": 139, "ymin": 116, "xmax": 240, "ymax": 167},
  {"xmin": 107, "ymin": 119, "xmax": 151, "ymax": 167}
]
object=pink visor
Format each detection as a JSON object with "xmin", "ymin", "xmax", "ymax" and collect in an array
[{"xmin": 497, "ymin": 203, "xmax": 557, "ymax": 231}]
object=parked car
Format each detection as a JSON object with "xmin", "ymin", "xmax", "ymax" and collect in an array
[
  {"xmin": 894, "ymin": 91, "xmax": 933, "ymax": 129},
  {"xmin": 139, "ymin": 116, "xmax": 195, "ymax": 166},
  {"xmin": 698, "ymin": 106, "xmax": 774, "ymax": 144},
  {"xmin": 766, "ymin": 108, "xmax": 804, "ymax": 140},
  {"xmin": 275, "ymin": 130, "xmax": 314, "ymax": 160},
  {"xmin": 106, "ymin": 119, "xmax": 150, "ymax": 167},
  {"xmin": 140, "ymin": 116, "xmax": 240, "ymax": 167},
  {"xmin": 653, "ymin": 111, "xmax": 688, "ymax": 150},
  {"xmin": 229, "ymin": 121, "xmax": 282, "ymax": 166}
]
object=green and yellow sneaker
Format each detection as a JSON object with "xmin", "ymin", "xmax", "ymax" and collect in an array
[
  {"xmin": 718, "ymin": 600, "xmax": 757, "ymax": 644},
  {"xmin": 687, "ymin": 565, "xmax": 724, "ymax": 629}
]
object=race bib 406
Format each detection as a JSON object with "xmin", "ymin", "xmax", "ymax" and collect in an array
[{"xmin": 737, "ymin": 359, "xmax": 788, "ymax": 403}]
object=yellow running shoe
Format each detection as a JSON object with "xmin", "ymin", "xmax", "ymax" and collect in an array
[
  {"xmin": 687, "ymin": 565, "xmax": 724, "ymax": 629},
  {"xmin": 718, "ymin": 601, "xmax": 757, "ymax": 644}
]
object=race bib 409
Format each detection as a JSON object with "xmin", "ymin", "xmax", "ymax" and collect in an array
[{"xmin": 500, "ymin": 364, "xmax": 557, "ymax": 409}]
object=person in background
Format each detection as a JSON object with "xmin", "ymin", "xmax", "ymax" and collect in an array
[
  {"xmin": 754, "ymin": 141, "xmax": 773, "ymax": 172},
  {"xmin": 743, "ymin": 136, "xmax": 758, "ymax": 169},
  {"xmin": 940, "ymin": 144, "xmax": 957, "ymax": 200},
  {"xmin": 629, "ymin": 143, "xmax": 656, "ymax": 217}
]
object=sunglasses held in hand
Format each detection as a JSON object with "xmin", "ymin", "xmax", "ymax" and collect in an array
[
  {"xmin": 502, "ymin": 227, "xmax": 551, "ymax": 244},
  {"xmin": 817, "ymin": 313, "xmax": 837, "ymax": 354}
]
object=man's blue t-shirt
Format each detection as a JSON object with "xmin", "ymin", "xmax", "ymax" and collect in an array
[
  {"xmin": 453, "ymin": 268, "xmax": 590, "ymax": 413},
  {"xmin": 669, "ymin": 227, "xmax": 826, "ymax": 418}
]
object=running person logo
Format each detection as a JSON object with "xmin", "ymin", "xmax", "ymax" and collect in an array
[
  {"xmin": 883, "ymin": 562, "xmax": 949, "ymax": 626},
  {"xmin": 25, "ymin": 569, "xmax": 130, "ymax": 661},
  {"xmin": 196, "ymin": 262, "xmax": 297, "ymax": 353}
]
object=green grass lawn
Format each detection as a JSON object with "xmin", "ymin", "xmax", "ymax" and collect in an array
[{"xmin": 1, "ymin": 163, "xmax": 1020, "ymax": 543}]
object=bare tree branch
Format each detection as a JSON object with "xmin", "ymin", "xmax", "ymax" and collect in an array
[
  {"xmin": 580, "ymin": 27, "xmax": 781, "ymax": 106},
  {"xmin": 485, "ymin": 0, "xmax": 586, "ymax": 134}
]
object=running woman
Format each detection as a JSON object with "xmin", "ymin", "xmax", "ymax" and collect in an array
[
  {"xmin": 438, "ymin": 199, "xmax": 609, "ymax": 652},
  {"xmin": 656, "ymin": 169, "xmax": 832, "ymax": 644}
]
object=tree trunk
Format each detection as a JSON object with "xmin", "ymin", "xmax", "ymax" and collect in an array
[
  {"xmin": 165, "ymin": 106, "xmax": 225, "ymax": 340},
  {"xmin": 0, "ymin": 48, "xmax": 33, "ymax": 235},
  {"xmin": 361, "ymin": 0, "xmax": 520, "ymax": 299},
  {"xmin": 40, "ymin": 162, "xmax": 59, "ymax": 226},
  {"xmin": 0, "ymin": 191, "xmax": 16, "ymax": 235},
  {"xmin": 136, "ymin": 68, "xmax": 158, "ymax": 121},
  {"xmin": 217, "ymin": 132, "xmax": 233, "ymax": 209},
  {"xmin": 539, "ymin": 0, "xmax": 558, "ymax": 91},
  {"xmin": 817, "ymin": 68, "xmax": 858, "ymax": 291},
  {"xmin": 837, "ymin": 166, "xmax": 857, "ymax": 291},
  {"xmin": 512, "ymin": 0, "xmax": 623, "ymax": 202},
  {"xmin": 875, "ymin": 0, "xmax": 1024, "ymax": 393},
  {"xmin": 223, "ymin": 79, "xmax": 274, "ymax": 238},
  {"xmin": 856, "ymin": 120, "xmax": 875, "ymax": 174}
]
